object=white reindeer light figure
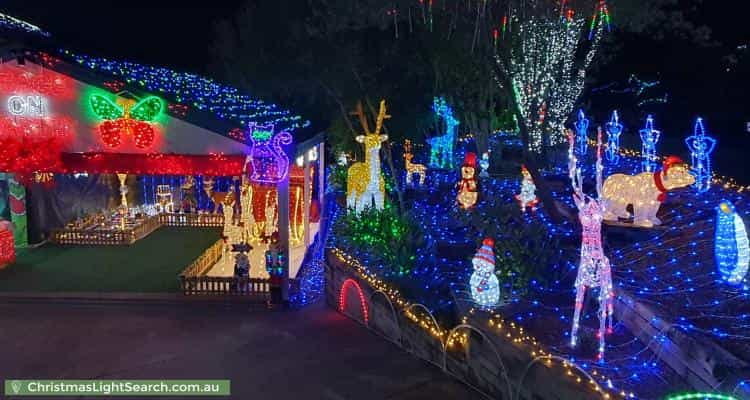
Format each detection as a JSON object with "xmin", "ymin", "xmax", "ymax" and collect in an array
[{"xmin": 568, "ymin": 127, "xmax": 614, "ymax": 361}]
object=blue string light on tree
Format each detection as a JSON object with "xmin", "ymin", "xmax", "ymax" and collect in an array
[
  {"xmin": 605, "ymin": 110, "xmax": 623, "ymax": 164},
  {"xmin": 428, "ymin": 97, "xmax": 459, "ymax": 169},
  {"xmin": 715, "ymin": 200, "xmax": 750, "ymax": 284},
  {"xmin": 640, "ymin": 115, "xmax": 661, "ymax": 172},
  {"xmin": 685, "ymin": 117, "xmax": 717, "ymax": 193},
  {"xmin": 575, "ymin": 109, "xmax": 590, "ymax": 155}
]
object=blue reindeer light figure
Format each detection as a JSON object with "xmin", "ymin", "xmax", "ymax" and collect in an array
[
  {"xmin": 575, "ymin": 109, "xmax": 590, "ymax": 156},
  {"xmin": 640, "ymin": 115, "xmax": 661, "ymax": 172},
  {"xmin": 605, "ymin": 110, "xmax": 623, "ymax": 165},
  {"xmin": 685, "ymin": 117, "xmax": 717, "ymax": 193},
  {"xmin": 428, "ymin": 97, "xmax": 459, "ymax": 169}
]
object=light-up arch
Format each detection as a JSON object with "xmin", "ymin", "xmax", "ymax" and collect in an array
[{"xmin": 339, "ymin": 278, "xmax": 369, "ymax": 325}]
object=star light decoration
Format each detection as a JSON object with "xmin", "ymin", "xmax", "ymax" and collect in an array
[
  {"xmin": 568, "ymin": 128, "xmax": 614, "ymax": 361},
  {"xmin": 498, "ymin": 10, "xmax": 605, "ymax": 153},
  {"xmin": 715, "ymin": 200, "xmax": 750, "ymax": 284},
  {"xmin": 605, "ymin": 110, "xmax": 623, "ymax": 165},
  {"xmin": 639, "ymin": 115, "xmax": 661, "ymax": 173},
  {"xmin": 62, "ymin": 50, "xmax": 309, "ymax": 133},
  {"xmin": 685, "ymin": 117, "xmax": 717, "ymax": 193},
  {"xmin": 575, "ymin": 109, "xmax": 589, "ymax": 155}
]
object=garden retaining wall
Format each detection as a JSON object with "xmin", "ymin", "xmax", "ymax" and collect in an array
[{"xmin": 325, "ymin": 249, "xmax": 606, "ymax": 400}]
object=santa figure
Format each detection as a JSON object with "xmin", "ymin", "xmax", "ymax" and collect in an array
[
  {"xmin": 469, "ymin": 238, "xmax": 500, "ymax": 307},
  {"xmin": 515, "ymin": 165, "xmax": 539, "ymax": 212},
  {"xmin": 457, "ymin": 152, "xmax": 478, "ymax": 209}
]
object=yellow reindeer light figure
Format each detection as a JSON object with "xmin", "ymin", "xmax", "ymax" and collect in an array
[
  {"xmin": 347, "ymin": 100, "xmax": 389, "ymax": 212},
  {"xmin": 403, "ymin": 139, "xmax": 427, "ymax": 186}
]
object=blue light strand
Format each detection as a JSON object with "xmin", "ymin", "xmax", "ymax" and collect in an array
[{"xmin": 61, "ymin": 50, "xmax": 310, "ymax": 133}]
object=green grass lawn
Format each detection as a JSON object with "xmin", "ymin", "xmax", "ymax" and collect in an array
[{"xmin": 0, "ymin": 227, "xmax": 222, "ymax": 292}]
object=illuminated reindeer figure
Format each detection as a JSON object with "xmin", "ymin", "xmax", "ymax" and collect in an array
[
  {"xmin": 346, "ymin": 100, "xmax": 389, "ymax": 213},
  {"xmin": 403, "ymin": 139, "xmax": 426, "ymax": 186},
  {"xmin": 568, "ymin": 127, "xmax": 614, "ymax": 361}
]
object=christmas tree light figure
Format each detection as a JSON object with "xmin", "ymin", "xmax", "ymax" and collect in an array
[
  {"xmin": 715, "ymin": 200, "xmax": 749, "ymax": 284},
  {"xmin": 568, "ymin": 127, "xmax": 614, "ymax": 361},
  {"xmin": 685, "ymin": 117, "xmax": 717, "ymax": 193},
  {"xmin": 575, "ymin": 109, "xmax": 590, "ymax": 155},
  {"xmin": 605, "ymin": 110, "xmax": 623, "ymax": 164},
  {"xmin": 469, "ymin": 238, "xmax": 500, "ymax": 308},
  {"xmin": 640, "ymin": 115, "xmax": 661, "ymax": 172},
  {"xmin": 515, "ymin": 165, "xmax": 539, "ymax": 212}
]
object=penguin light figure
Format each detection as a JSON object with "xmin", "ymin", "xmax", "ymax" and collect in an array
[{"xmin": 715, "ymin": 200, "xmax": 750, "ymax": 284}]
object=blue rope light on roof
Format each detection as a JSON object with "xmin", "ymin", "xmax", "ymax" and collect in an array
[
  {"xmin": 0, "ymin": 12, "xmax": 50, "ymax": 37},
  {"xmin": 61, "ymin": 50, "xmax": 310, "ymax": 132}
]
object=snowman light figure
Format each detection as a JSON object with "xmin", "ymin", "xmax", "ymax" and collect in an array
[
  {"xmin": 469, "ymin": 238, "xmax": 500, "ymax": 308},
  {"xmin": 457, "ymin": 152, "xmax": 478, "ymax": 209}
]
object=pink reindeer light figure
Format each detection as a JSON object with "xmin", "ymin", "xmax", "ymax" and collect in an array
[{"xmin": 568, "ymin": 127, "xmax": 614, "ymax": 361}]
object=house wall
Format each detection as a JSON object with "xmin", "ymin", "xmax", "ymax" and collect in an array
[{"xmin": 0, "ymin": 60, "xmax": 248, "ymax": 155}]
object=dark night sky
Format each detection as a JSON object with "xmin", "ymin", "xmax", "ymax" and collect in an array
[
  {"xmin": 2, "ymin": 1, "xmax": 748, "ymax": 175},
  {"xmin": 1, "ymin": 0, "xmax": 244, "ymax": 74}
]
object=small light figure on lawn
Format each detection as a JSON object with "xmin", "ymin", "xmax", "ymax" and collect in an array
[
  {"xmin": 232, "ymin": 242, "xmax": 252, "ymax": 278},
  {"xmin": 457, "ymin": 152, "xmax": 478, "ymax": 209},
  {"xmin": 575, "ymin": 109, "xmax": 590, "ymax": 155},
  {"xmin": 685, "ymin": 117, "xmax": 717, "ymax": 193},
  {"xmin": 605, "ymin": 110, "xmax": 623, "ymax": 164},
  {"xmin": 640, "ymin": 115, "xmax": 661, "ymax": 172},
  {"xmin": 469, "ymin": 238, "xmax": 500, "ymax": 308},
  {"xmin": 337, "ymin": 152, "xmax": 348, "ymax": 166},
  {"xmin": 568, "ymin": 127, "xmax": 614, "ymax": 361},
  {"xmin": 515, "ymin": 165, "xmax": 539, "ymax": 212},
  {"xmin": 715, "ymin": 200, "xmax": 749, "ymax": 284},
  {"xmin": 403, "ymin": 139, "xmax": 427, "ymax": 186},
  {"xmin": 479, "ymin": 152, "xmax": 490, "ymax": 178},
  {"xmin": 428, "ymin": 97, "xmax": 459, "ymax": 169}
]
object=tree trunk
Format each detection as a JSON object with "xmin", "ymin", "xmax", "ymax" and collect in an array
[{"xmin": 505, "ymin": 80, "xmax": 565, "ymax": 223}]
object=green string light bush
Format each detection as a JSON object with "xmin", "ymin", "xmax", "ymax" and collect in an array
[{"xmin": 334, "ymin": 203, "xmax": 425, "ymax": 278}]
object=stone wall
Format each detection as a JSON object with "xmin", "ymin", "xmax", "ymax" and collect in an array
[{"xmin": 326, "ymin": 249, "xmax": 607, "ymax": 400}]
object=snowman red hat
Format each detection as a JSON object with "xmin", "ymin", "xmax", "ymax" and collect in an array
[
  {"xmin": 473, "ymin": 238, "xmax": 495, "ymax": 266},
  {"xmin": 463, "ymin": 152, "xmax": 477, "ymax": 168}
]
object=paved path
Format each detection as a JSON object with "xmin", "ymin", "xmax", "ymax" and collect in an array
[{"xmin": 0, "ymin": 301, "xmax": 481, "ymax": 399}]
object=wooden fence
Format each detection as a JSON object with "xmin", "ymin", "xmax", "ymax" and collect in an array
[
  {"xmin": 179, "ymin": 239, "xmax": 225, "ymax": 277},
  {"xmin": 50, "ymin": 213, "xmax": 224, "ymax": 246},
  {"xmin": 159, "ymin": 213, "xmax": 224, "ymax": 227},
  {"xmin": 179, "ymin": 276, "xmax": 270, "ymax": 298}
]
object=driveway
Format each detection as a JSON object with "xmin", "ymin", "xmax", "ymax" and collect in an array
[{"xmin": 0, "ymin": 301, "xmax": 481, "ymax": 399}]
